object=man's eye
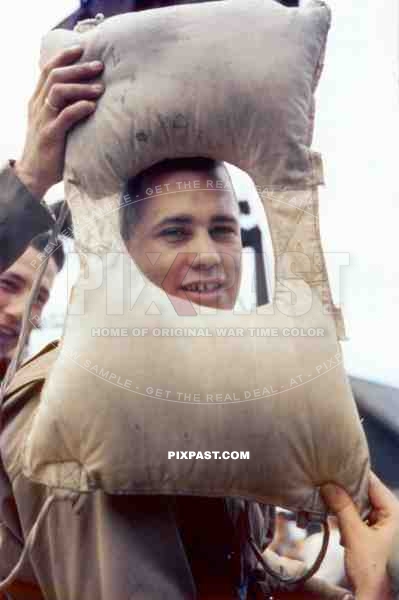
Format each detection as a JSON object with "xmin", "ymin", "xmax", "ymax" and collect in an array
[
  {"xmin": 0, "ymin": 278, "xmax": 18, "ymax": 292},
  {"xmin": 211, "ymin": 226, "xmax": 237, "ymax": 237},
  {"xmin": 160, "ymin": 228, "xmax": 188, "ymax": 240}
]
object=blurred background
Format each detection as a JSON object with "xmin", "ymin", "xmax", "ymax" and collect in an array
[{"xmin": 0, "ymin": 0, "xmax": 398, "ymax": 587}]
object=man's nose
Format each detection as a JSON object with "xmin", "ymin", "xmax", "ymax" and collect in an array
[
  {"xmin": 187, "ymin": 231, "xmax": 223, "ymax": 270},
  {"xmin": 3, "ymin": 292, "xmax": 29, "ymax": 323}
]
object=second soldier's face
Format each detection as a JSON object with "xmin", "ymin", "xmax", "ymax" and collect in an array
[
  {"xmin": 0, "ymin": 246, "xmax": 57, "ymax": 359},
  {"xmin": 126, "ymin": 169, "xmax": 242, "ymax": 310}
]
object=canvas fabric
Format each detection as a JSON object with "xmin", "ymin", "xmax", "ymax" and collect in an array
[{"xmin": 4, "ymin": 0, "xmax": 371, "ymax": 519}]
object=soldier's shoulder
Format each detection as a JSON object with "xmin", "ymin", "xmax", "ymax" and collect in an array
[
  {"xmin": 1, "ymin": 341, "xmax": 60, "ymax": 480},
  {"xmin": 4, "ymin": 340, "xmax": 60, "ymax": 401}
]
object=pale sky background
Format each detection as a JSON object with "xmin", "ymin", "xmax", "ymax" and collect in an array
[{"xmin": 1, "ymin": 1, "xmax": 398, "ymax": 388}]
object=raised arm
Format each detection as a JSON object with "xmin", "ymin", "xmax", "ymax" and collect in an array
[{"xmin": 0, "ymin": 46, "xmax": 104, "ymax": 273}]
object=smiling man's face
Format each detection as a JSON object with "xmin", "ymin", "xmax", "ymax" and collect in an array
[
  {"xmin": 125, "ymin": 167, "xmax": 242, "ymax": 310},
  {"xmin": 0, "ymin": 245, "xmax": 57, "ymax": 360}
]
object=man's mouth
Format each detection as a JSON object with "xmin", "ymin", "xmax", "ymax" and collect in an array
[
  {"xmin": 0, "ymin": 324, "xmax": 20, "ymax": 350},
  {"xmin": 181, "ymin": 281, "xmax": 223, "ymax": 294}
]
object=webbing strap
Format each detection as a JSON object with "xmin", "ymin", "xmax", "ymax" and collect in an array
[{"xmin": 0, "ymin": 496, "xmax": 56, "ymax": 593}]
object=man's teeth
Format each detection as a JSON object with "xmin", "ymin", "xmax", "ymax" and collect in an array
[{"xmin": 183, "ymin": 282, "xmax": 221, "ymax": 293}]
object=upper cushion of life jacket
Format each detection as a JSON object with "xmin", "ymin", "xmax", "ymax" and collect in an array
[{"xmin": 6, "ymin": 0, "xmax": 370, "ymax": 518}]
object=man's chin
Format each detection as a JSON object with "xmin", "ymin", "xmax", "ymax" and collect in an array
[
  {"xmin": 172, "ymin": 288, "xmax": 234, "ymax": 311},
  {"xmin": 0, "ymin": 341, "xmax": 16, "ymax": 363}
]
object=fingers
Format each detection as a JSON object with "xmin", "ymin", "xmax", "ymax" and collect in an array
[
  {"xmin": 33, "ymin": 48, "xmax": 105, "ymax": 132},
  {"xmin": 34, "ymin": 46, "xmax": 85, "ymax": 99},
  {"xmin": 38, "ymin": 61, "xmax": 104, "ymax": 107},
  {"xmin": 321, "ymin": 483, "xmax": 357, "ymax": 515},
  {"xmin": 45, "ymin": 82, "xmax": 104, "ymax": 113},
  {"xmin": 321, "ymin": 483, "xmax": 364, "ymax": 545},
  {"xmin": 51, "ymin": 101, "xmax": 97, "ymax": 137}
]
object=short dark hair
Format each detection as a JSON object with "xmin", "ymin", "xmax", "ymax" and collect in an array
[
  {"xmin": 30, "ymin": 232, "xmax": 66, "ymax": 272},
  {"xmin": 120, "ymin": 156, "xmax": 229, "ymax": 243}
]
